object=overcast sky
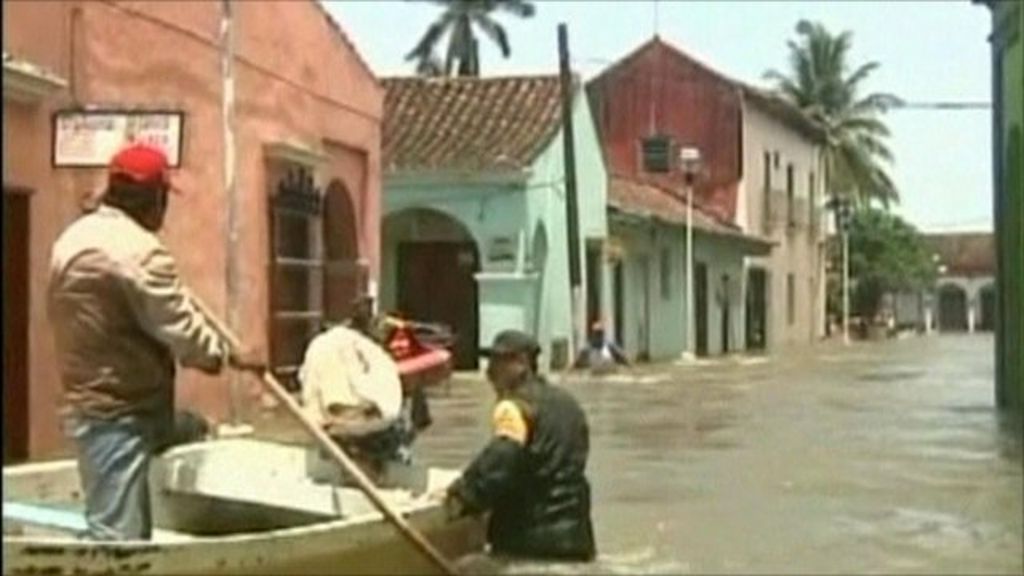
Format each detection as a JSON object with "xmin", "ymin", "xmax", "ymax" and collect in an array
[{"xmin": 327, "ymin": 1, "xmax": 995, "ymax": 233}]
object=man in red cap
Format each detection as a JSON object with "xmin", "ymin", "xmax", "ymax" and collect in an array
[{"xmin": 48, "ymin": 143, "xmax": 263, "ymax": 541}]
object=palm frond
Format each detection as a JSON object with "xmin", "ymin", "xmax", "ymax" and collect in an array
[
  {"xmin": 843, "ymin": 61, "xmax": 879, "ymax": 93},
  {"xmin": 766, "ymin": 19, "xmax": 899, "ymax": 205},
  {"xmin": 836, "ymin": 115, "xmax": 892, "ymax": 138},
  {"xmin": 471, "ymin": 13, "xmax": 511, "ymax": 57},
  {"xmin": 405, "ymin": 17, "xmax": 454, "ymax": 61},
  {"xmin": 490, "ymin": 0, "xmax": 536, "ymax": 18},
  {"xmin": 849, "ymin": 92, "xmax": 903, "ymax": 115},
  {"xmin": 409, "ymin": 0, "xmax": 533, "ymax": 76}
]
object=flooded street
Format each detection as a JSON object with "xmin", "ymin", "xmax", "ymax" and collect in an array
[{"xmin": 416, "ymin": 335, "xmax": 1022, "ymax": 575}]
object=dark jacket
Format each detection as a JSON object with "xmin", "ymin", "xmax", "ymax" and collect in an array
[{"xmin": 448, "ymin": 375, "xmax": 595, "ymax": 561}]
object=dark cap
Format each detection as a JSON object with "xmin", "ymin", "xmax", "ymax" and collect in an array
[{"xmin": 480, "ymin": 329, "xmax": 540, "ymax": 358}]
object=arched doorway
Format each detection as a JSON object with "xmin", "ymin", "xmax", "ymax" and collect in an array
[
  {"xmin": 323, "ymin": 179, "xmax": 361, "ymax": 323},
  {"xmin": 383, "ymin": 209, "xmax": 480, "ymax": 369},
  {"xmin": 937, "ymin": 284, "xmax": 968, "ymax": 332},
  {"xmin": 979, "ymin": 284, "xmax": 996, "ymax": 332}
]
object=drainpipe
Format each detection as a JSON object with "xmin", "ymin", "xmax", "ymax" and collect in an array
[{"xmin": 221, "ymin": 0, "xmax": 242, "ymax": 425}]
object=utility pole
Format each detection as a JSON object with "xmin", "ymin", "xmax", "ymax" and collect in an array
[
  {"xmin": 558, "ymin": 23, "xmax": 585, "ymax": 362},
  {"xmin": 837, "ymin": 197, "xmax": 852, "ymax": 346},
  {"xmin": 221, "ymin": 0, "xmax": 242, "ymax": 424},
  {"xmin": 842, "ymin": 226, "xmax": 850, "ymax": 345}
]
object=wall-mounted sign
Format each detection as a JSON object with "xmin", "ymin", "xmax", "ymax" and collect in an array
[
  {"xmin": 488, "ymin": 236, "xmax": 517, "ymax": 263},
  {"xmin": 52, "ymin": 109, "xmax": 185, "ymax": 168}
]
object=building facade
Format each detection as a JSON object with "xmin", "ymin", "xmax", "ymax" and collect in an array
[
  {"xmin": 979, "ymin": 0, "xmax": 1023, "ymax": 410},
  {"xmin": 381, "ymin": 76, "xmax": 609, "ymax": 371},
  {"xmin": 587, "ymin": 37, "xmax": 820, "ymax": 360},
  {"xmin": 737, "ymin": 94, "xmax": 828, "ymax": 350},
  {"xmin": 892, "ymin": 232, "xmax": 996, "ymax": 333},
  {"xmin": 606, "ymin": 177, "xmax": 770, "ymax": 360},
  {"xmin": 3, "ymin": 0, "xmax": 382, "ymax": 459}
]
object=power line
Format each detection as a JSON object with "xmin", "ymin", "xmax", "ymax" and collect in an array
[{"xmin": 892, "ymin": 101, "xmax": 991, "ymax": 110}]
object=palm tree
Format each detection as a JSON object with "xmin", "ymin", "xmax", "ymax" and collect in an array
[
  {"xmin": 765, "ymin": 20, "xmax": 902, "ymax": 207},
  {"xmin": 415, "ymin": 50, "xmax": 445, "ymax": 77},
  {"xmin": 405, "ymin": 0, "xmax": 536, "ymax": 77}
]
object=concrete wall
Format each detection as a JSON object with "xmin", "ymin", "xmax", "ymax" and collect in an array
[
  {"xmin": 527, "ymin": 87, "xmax": 610, "ymax": 362},
  {"xmin": 610, "ymin": 217, "xmax": 686, "ymax": 361},
  {"xmin": 692, "ymin": 234, "xmax": 750, "ymax": 357},
  {"xmin": 2, "ymin": 0, "xmax": 382, "ymax": 456},
  {"xmin": 608, "ymin": 217, "xmax": 750, "ymax": 361},
  {"xmin": 739, "ymin": 102, "xmax": 826, "ymax": 350}
]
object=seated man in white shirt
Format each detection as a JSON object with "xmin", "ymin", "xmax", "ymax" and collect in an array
[{"xmin": 299, "ymin": 324, "xmax": 409, "ymax": 483}]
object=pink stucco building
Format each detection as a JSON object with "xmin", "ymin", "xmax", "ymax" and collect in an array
[{"xmin": 3, "ymin": 0, "xmax": 382, "ymax": 459}]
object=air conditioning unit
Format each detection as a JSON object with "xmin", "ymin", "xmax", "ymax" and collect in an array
[{"xmin": 641, "ymin": 135, "xmax": 673, "ymax": 174}]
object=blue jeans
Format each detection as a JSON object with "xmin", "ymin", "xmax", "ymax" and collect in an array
[{"xmin": 67, "ymin": 414, "xmax": 160, "ymax": 541}]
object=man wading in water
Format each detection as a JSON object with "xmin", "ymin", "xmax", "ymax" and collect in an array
[{"xmin": 442, "ymin": 330, "xmax": 597, "ymax": 562}]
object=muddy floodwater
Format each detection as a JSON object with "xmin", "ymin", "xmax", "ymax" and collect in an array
[{"xmin": 413, "ymin": 335, "xmax": 1022, "ymax": 575}]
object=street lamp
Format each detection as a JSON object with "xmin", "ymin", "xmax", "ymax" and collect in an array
[{"xmin": 680, "ymin": 146, "xmax": 702, "ymax": 360}]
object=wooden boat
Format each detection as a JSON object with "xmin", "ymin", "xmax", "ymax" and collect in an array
[{"xmin": 2, "ymin": 438, "xmax": 486, "ymax": 575}]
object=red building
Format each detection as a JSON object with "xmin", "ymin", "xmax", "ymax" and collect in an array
[
  {"xmin": 587, "ymin": 37, "xmax": 828, "ymax": 354},
  {"xmin": 587, "ymin": 37, "xmax": 744, "ymax": 222}
]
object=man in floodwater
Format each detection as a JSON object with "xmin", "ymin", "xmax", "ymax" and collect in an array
[
  {"xmin": 573, "ymin": 321, "xmax": 629, "ymax": 374},
  {"xmin": 443, "ymin": 330, "xmax": 597, "ymax": 562}
]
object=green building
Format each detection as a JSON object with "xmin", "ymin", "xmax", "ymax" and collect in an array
[
  {"xmin": 979, "ymin": 0, "xmax": 1023, "ymax": 411},
  {"xmin": 380, "ymin": 76, "xmax": 609, "ymax": 371}
]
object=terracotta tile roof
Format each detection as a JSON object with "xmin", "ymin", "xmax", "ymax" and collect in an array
[
  {"xmin": 925, "ymin": 232, "xmax": 995, "ymax": 276},
  {"xmin": 609, "ymin": 176, "xmax": 773, "ymax": 250},
  {"xmin": 382, "ymin": 75, "xmax": 565, "ymax": 173}
]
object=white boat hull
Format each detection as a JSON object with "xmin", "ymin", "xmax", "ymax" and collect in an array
[{"xmin": 3, "ymin": 439, "xmax": 487, "ymax": 575}]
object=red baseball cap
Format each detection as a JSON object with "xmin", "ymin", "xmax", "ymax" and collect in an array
[{"xmin": 108, "ymin": 143, "xmax": 180, "ymax": 194}]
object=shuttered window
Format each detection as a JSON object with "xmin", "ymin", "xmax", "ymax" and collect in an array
[{"xmin": 268, "ymin": 165, "xmax": 324, "ymax": 391}]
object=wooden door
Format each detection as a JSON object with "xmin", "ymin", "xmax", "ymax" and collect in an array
[
  {"xmin": 637, "ymin": 256, "xmax": 651, "ymax": 361},
  {"xmin": 612, "ymin": 261, "xmax": 625, "ymax": 346},
  {"xmin": 4, "ymin": 189, "xmax": 31, "ymax": 463},
  {"xmin": 397, "ymin": 242, "xmax": 479, "ymax": 369},
  {"xmin": 695, "ymin": 262, "xmax": 709, "ymax": 357},
  {"xmin": 721, "ymin": 274, "xmax": 731, "ymax": 354},
  {"xmin": 746, "ymin": 268, "xmax": 767, "ymax": 350}
]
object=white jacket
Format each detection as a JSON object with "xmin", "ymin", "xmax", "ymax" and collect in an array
[{"xmin": 298, "ymin": 325, "xmax": 402, "ymax": 427}]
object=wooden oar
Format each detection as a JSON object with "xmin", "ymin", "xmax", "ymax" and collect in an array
[{"xmin": 194, "ymin": 299, "xmax": 460, "ymax": 576}]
